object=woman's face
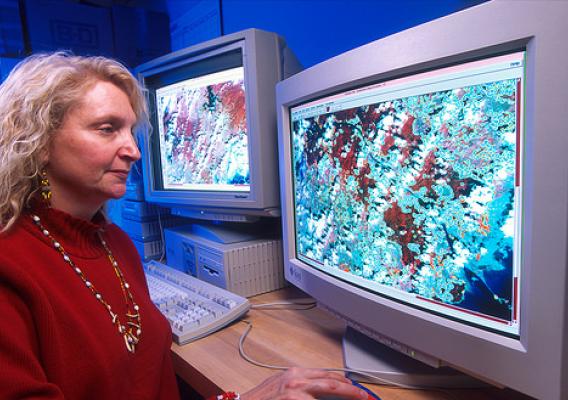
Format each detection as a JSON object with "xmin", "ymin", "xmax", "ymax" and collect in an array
[{"xmin": 46, "ymin": 80, "xmax": 140, "ymax": 215}]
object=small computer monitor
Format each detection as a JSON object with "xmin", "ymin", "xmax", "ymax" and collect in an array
[
  {"xmin": 137, "ymin": 29, "xmax": 301, "ymax": 222},
  {"xmin": 276, "ymin": 1, "xmax": 567, "ymax": 399}
]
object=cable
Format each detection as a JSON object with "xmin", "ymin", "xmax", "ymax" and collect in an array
[
  {"xmin": 237, "ymin": 319, "xmax": 463, "ymax": 399},
  {"xmin": 157, "ymin": 210, "xmax": 166, "ymax": 263},
  {"xmin": 350, "ymin": 380, "xmax": 382, "ymax": 400},
  {"xmin": 251, "ymin": 298, "xmax": 317, "ymax": 310},
  {"xmin": 238, "ymin": 320, "xmax": 412, "ymax": 388}
]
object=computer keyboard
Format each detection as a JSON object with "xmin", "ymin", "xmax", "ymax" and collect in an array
[{"xmin": 144, "ymin": 260, "xmax": 251, "ymax": 345}]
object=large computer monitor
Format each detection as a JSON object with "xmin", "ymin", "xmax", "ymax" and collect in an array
[
  {"xmin": 276, "ymin": 1, "xmax": 567, "ymax": 399},
  {"xmin": 137, "ymin": 29, "xmax": 301, "ymax": 221}
]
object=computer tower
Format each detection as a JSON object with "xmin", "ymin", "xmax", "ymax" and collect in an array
[{"xmin": 164, "ymin": 225, "xmax": 285, "ymax": 297}]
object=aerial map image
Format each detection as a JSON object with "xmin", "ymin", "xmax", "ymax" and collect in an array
[
  {"xmin": 156, "ymin": 67, "xmax": 250, "ymax": 191},
  {"xmin": 292, "ymin": 76, "xmax": 521, "ymax": 326}
]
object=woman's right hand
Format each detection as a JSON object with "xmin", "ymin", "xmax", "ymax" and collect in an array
[{"xmin": 240, "ymin": 367, "xmax": 369, "ymax": 400}]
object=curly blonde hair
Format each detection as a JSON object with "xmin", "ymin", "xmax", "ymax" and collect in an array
[{"xmin": 0, "ymin": 52, "xmax": 149, "ymax": 232}]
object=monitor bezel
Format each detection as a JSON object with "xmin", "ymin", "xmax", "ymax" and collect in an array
[
  {"xmin": 287, "ymin": 50, "xmax": 525, "ymax": 338},
  {"xmin": 136, "ymin": 29, "xmax": 286, "ymax": 216}
]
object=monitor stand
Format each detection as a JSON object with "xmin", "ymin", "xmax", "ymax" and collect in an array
[{"xmin": 342, "ymin": 327, "xmax": 487, "ymax": 388}]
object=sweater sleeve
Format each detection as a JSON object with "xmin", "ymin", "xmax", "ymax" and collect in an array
[
  {"xmin": 206, "ymin": 392, "xmax": 240, "ymax": 400},
  {"xmin": 0, "ymin": 282, "xmax": 63, "ymax": 399}
]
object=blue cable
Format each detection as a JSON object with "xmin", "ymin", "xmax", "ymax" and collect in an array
[{"xmin": 351, "ymin": 379, "xmax": 382, "ymax": 400}]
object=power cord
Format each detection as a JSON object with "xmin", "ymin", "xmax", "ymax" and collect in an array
[
  {"xmin": 237, "ymin": 302, "xmax": 462, "ymax": 400},
  {"xmin": 251, "ymin": 298, "xmax": 317, "ymax": 310},
  {"xmin": 238, "ymin": 320, "xmax": 416, "ymax": 389}
]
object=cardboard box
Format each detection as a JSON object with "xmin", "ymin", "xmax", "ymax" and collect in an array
[
  {"xmin": 0, "ymin": 1, "xmax": 25, "ymax": 56},
  {"xmin": 22, "ymin": 0, "xmax": 114, "ymax": 57},
  {"xmin": 111, "ymin": 5, "xmax": 170, "ymax": 68},
  {"xmin": 121, "ymin": 199, "xmax": 167, "ymax": 222},
  {"xmin": 132, "ymin": 237, "xmax": 163, "ymax": 262}
]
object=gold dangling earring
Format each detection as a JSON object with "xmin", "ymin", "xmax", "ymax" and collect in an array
[{"xmin": 40, "ymin": 169, "xmax": 52, "ymax": 206}]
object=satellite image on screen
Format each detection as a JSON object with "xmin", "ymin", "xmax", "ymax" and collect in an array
[
  {"xmin": 156, "ymin": 67, "xmax": 249, "ymax": 191},
  {"xmin": 292, "ymin": 77, "xmax": 520, "ymax": 324}
]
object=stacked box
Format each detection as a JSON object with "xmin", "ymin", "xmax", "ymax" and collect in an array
[
  {"xmin": 121, "ymin": 199, "xmax": 163, "ymax": 222},
  {"xmin": 0, "ymin": 1, "xmax": 25, "ymax": 57},
  {"xmin": 131, "ymin": 239, "xmax": 163, "ymax": 263},
  {"xmin": 111, "ymin": 5, "xmax": 170, "ymax": 68},
  {"xmin": 121, "ymin": 216, "xmax": 187, "ymax": 242},
  {"xmin": 123, "ymin": 181, "xmax": 145, "ymax": 202},
  {"xmin": 22, "ymin": 0, "xmax": 114, "ymax": 57},
  {"xmin": 120, "ymin": 197, "xmax": 171, "ymax": 261},
  {"xmin": 20, "ymin": 1, "xmax": 170, "ymax": 69}
]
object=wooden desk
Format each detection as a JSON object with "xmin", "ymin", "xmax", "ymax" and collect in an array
[{"xmin": 172, "ymin": 287, "xmax": 533, "ymax": 400}]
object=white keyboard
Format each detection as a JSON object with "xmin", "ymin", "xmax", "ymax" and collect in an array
[{"xmin": 144, "ymin": 260, "xmax": 251, "ymax": 345}]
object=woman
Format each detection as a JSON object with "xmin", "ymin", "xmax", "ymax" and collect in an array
[{"xmin": 0, "ymin": 53, "xmax": 369, "ymax": 400}]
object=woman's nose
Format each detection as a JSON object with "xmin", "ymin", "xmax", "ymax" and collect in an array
[{"xmin": 119, "ymin": 131, "xmax": 141, "ymax": 161}]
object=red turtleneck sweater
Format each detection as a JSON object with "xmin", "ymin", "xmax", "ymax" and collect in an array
[{"xmin": 0, "ymin": 206, "xmax": 180, "ymax": 399}]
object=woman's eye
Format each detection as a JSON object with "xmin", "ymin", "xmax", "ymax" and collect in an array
[{"xmin": 99, "ymin": 125, "xmax": 115, "ymax": 134}]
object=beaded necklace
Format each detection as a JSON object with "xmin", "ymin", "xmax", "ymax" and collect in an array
[{"xmin": 31, "ymin": 214, "xmax": 142, "ymax": 353}]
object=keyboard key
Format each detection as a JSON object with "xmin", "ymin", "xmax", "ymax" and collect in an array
[{"xmin": 144, "ymin": 261, "xmax": 251, "ymax": 344}]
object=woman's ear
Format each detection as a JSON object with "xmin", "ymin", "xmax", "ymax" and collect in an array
[{"xmin": 39, "ymin": 147, "xmax": 49, "ymax": 165}]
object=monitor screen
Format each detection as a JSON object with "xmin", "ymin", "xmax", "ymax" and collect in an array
[
  {"xmin": 289, "ymin": 52, "xmax": 524, "ymax": 337},
  {"xmin": 156, "ymin": 66, "xmax": 250, "ymax": 193}
]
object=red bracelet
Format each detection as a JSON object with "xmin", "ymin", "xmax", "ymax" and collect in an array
[{"xmin": 207, "ymin": 392, "xmax": 240, "ymax": 400}]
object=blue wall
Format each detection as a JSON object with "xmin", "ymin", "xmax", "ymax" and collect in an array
[{"xmin": 207, "ymin": 0, "xmax": 488, "ymax": 68}]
